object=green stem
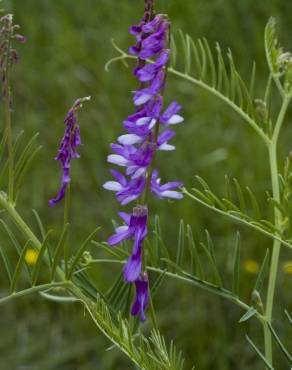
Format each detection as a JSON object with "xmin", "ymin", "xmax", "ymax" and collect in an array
[
  {"xmin": 264, "ymin": 73, "xmax": 273, "ymax": 103},
  {"xmin": 4, "ymin": 47, "xmax": 14, "ymax": 204},
  {"xmin": 63, "ymin": 184, "xmax": 70, "ymax": 278},
  {"xmin": 264, "ymin": 94, "xmax": 291, "ymax": 365},
  {"xmin": 0, "ymin": 281, "xmax": 69, "ymax": 306}
]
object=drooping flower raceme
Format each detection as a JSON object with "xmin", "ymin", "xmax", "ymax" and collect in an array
[
  {"xmin": 104, "ymin": 0, "xmax": 184, "ymax": 320},
  {"xmin": 0, "ymin": 14, "xmax": 26, "ymax": 105},
  {"xmin": 49, "ymin": 96, "xmax": 90, "ymax": 206}
]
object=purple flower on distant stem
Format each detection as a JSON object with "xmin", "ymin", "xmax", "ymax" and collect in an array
[
  {"xmin": 131, "ymin": 272, "xmax": 150, "ymax": 321},
  {"xmin": 104, "ymin": 0, "xmax": 185, "ymax": 321},
  {"xmin": 49, "ymin": 96, "xmax": 90, "ymax": 207}
]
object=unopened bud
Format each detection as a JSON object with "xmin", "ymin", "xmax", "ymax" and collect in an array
[{"xmin": 254, "ymin": 99, "xmax": 267, "ymax": 121}]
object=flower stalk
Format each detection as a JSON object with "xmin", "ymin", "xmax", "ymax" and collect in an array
[{"xmin": 104, "ymin": 0, "xmax": 184, "ymax": 321}]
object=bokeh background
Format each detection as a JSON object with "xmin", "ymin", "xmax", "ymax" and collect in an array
[{"xmin": 1, "ymin": 0, "xmax": 292, "ymax": 369}]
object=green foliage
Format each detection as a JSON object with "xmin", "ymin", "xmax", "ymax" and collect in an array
[{"xmin": 0, "ymin": 1, "xmax": 292, "ymax": 369}]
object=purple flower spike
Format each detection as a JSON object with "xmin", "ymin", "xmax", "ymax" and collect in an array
[
  {"xmin": 49, "ymin": 96, "xmax": 90, "ymax": 207},
  {"xmin": 131, "ymin": 272, "xmax": 150, "ymax": 321},
  {"xmin": 104, "ymin": 0, "xmax": 184, "ymax": 320}
]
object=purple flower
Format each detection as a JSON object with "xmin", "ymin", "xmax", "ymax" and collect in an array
[
  {"xmin": 103, "ymin": 169, "xmax": 146, "ymax": 205},
  {"xmin": 108, "ymin": 142, "xmax": 155, "ymax": 179},
  {"xmin": 135, "ymin": 49, "xmax": 170, "ymax": 82},
  {"xmin": 108, "ymin": 205, "xmax": 148, "ymax": 282},
  {"xmin": 49, "ymin": 96, "xmax": 90, "ymax": 207},
  {"xmin": 133, "ymin": 70, "xmax": 165, "ymax": 106},
  {"xmin": 160, "ymin": 101, "xmax": 184, "ymax": 125},
  {"xmin": 151, "ymin": 170, "xmax": 183, "ymax": 199},
  {"xmin": 131, "ymin": 272, "xmax": 150, "ymax": 321},
  {"xmin": 139, "ymin": 20, "xmax": 169, "ymax": 60}
]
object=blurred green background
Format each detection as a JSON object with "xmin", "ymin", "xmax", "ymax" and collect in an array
[{"xmin": 0, "ymin": 0, "xmax": 292, "ymax": 369}]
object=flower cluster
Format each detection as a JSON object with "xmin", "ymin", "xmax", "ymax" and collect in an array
[
  {"xmin": 0, "ymin": 14, "xmax": 26, "ymax": 104},
  {"xmin": 49, "ymin": 97, "xmax": 90, "ymax": 206},
  {"xmin": 104, "ymin": 0, "xmax": 184, "ymax": 321}
]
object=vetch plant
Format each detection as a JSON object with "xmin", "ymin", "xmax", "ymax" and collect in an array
[
  {"xmin": 0, "ymin": 2, "xmax": 291, "ymax": 370},
  {"xmin": 103, "ymin": 0, "xmax": 184, "ymax": 321},
  {"xmin": 49, "ymin": 96, "xmax": 90, "ymax": 207}
]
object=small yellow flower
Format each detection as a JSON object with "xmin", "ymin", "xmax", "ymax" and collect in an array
[
  {"xmin": 25, "ymin": 248, "xmax": 39, "ymax": 265},
  {"xmin": 244, "ymin": 259, "xmax": 259, "ymax": 274},
  {"xmin": 282, "ymin": 260, "xmax": 292, "ymax": 274}
]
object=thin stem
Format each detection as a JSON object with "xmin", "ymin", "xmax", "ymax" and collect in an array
[
  {"xmin": 264, "ymin": 73, "xmax": 273, "ymax": 103},
  {"xmin": 272, "ymin": 95, "xmax": 291, "ymax": 144},
  {"xmin": 63, "ymin": 184, "xmax": 70, "ymax": 278},
  {"xmin": 4, "ymin": 39, "xmax": 14, "ymax": 204},
  {"xmin": 264, "ymin": 94, "xmax": 291, "ymax": 365},
  {"xmin": 148, "ymin": 292, "xmax": 159, "ymax": 331},
  {"xmin": 273, "ymin": 75, "xmax": 285, "ymax": 99},
  {"xmin": 0, "ymin": 281, "xmax": 69, "ymax": 306},
  {"xmin": 64, "ymin": 183, "xmax": 70, "ymax": 226}
]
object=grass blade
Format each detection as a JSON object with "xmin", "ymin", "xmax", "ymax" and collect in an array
[
  {"xmin": 246, "ymin": 335, "xmax": 275, "ymax": 370},
  {"xmin": 254, "ymin": 249, "xmax": 269, "ymax": 293},
  {"xmin": 68, "ymin": 227, "xmax": 100, "ymax": 279},
  {"xmin": 186, "ymin": 224, "xmax": 203, "ymax": 278},
  {"xmin": 10, "ymin": 240, "xmax": 30, "ymax": 292},
  {"xmin": 0, "ymin": 244, "xmax": 12, "ymax": 283},
  {"xmin": 32, "ymin": 230, "xmax": 52, "ymax": 285},
  {"xmin": 175, "ymin": 220, "xmax": 185, "ymax": 267},
  {"xmin": 232, "ymin": 232, "xmax": 240, "ymax": 296},
  {"xmin": 267, "ymin": 322, "xmax": 292, "ymax": 364},
  {"xmin": 51, "ymin": 223, "xmax": 70, "ymax": 281}
]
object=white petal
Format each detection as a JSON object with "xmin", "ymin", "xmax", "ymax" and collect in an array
[
  {"xmin": 115, "ymin": 225, "xmax": 129, "ymax": 233},
  {"xmin": 136, "ymin": 117, "xmax": 151, "ymax": 126},
  {"xmin": 161, "ymin": 190, "xmax": 183, "ymax": 199},
  {"xmin": 134, "ymin": 93, "xmax": 152, "ymax": 105},
  {"xmin": 107, "ymin": 154, "xmax": 129, "ymax": 166},
  {"xmin": 167, "ymin": 114, "xmax": 184, "ymax": 125},
  {"xmin": 118, "ymin": 134, "xmax": 143, "ymax": 145},
  {"xmin": 103, "ymin": 181, "xmax": 123, "ymax": 191},
  {"xmin": 158, "ymin": 143, "xmax": 175, "ymax": 151},
  {"xmin": 149, "ymin": 118, "xmax": 157, "ymax": 129},
  {"xmin": 132, "ymin": 167, "xmax": 147, "ymax": 179},
  {"xmin": 121, "ymin": 194, "xmax": 138, "ymax": 205}
]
